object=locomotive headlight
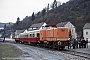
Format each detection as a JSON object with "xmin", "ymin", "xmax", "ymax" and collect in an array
[
  {"xmin": 58, "ymin": 41, "xmax": 61, "ymax": 45},
  {"xmin": 68, "ymin": 38, "xmax": 70, "ymax": 40}
]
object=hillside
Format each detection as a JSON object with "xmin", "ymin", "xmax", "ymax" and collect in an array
[{"xmin": 12, "ymin": 0, "xmax": 90, "ymax": 34}]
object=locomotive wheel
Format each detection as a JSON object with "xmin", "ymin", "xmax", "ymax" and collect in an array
[
  {"xmin": 21, "ymin": 41, "xmax": 24, "ymax": 44},
  {"xmin": 58, "ymin": 45, "xmax": 60, "ymax": 50}
]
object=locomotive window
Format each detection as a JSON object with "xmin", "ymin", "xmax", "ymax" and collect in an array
[{"xmin": 45, "ymin": 27, "xmax": 49, "ymax": 30}]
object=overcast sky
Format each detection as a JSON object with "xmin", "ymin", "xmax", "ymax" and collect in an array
[{"xmin": 0, "ymin": 0, "xmax": 69, "ymax": 23}]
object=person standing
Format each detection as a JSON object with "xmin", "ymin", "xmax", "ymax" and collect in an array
[
  {"xmin": 82, "ymin": 37, "xmax": 86, "ymax": 48},
  {"xmin": 72, "ymin": 39, "xmax": 76, "ymax": 49},
  {"xmin": 76, "ymin": 39, "xmax": 78, "ymax": 48},
  {"xmin": 86, "ymin": 38, "xmax": 88, "ymax": 48},
  {"xmin": 78, "ymin": 39, "xmax": 82, "ymax": 48}
]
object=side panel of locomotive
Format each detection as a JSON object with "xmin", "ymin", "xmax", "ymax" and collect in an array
[
  {"xmin": 56, "ymin": 28, "xmax": 69, "ymax": 41},
  {"xmin": 40, "ymin": 28, "xmax": 69, "ymax": 41}
]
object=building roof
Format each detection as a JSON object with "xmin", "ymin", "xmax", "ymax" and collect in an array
[
  {"xmin": 15, "ymin": 29, "xmax": 25, "ymax": 35},
  {"xmin": 28, "ymin": 22, "xmax": 45, "ymax": 30},
  {"xmin": 83, "ymin": 23, "xmax": 90, "ymax": 29},
  {"xmin": 56, "ymin": 22, "xmax": 68, "ymax": 27}
]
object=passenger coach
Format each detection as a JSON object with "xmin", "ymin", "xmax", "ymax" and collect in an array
[{"xmin": 15, "ymin": 30, "xmax": 40, "ymax": 45}]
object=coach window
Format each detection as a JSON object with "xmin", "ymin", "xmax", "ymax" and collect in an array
[
  {"xmin": 30, "ymin": 34, "xmax": 32, "ymax": 37},
  {"xmin": 37, "ymin": 33, "xmax": 40, "ymax": 37},
  {"xmin": 33, "ymin": 34, "xmax": 35, "ymax": 37},
  {"xmin": 30, "ymin": 34, "xmax": 34, "ymax": 37},
  {"xmin": 26, "ymin": 35, "xmax": 28, "ymax": 37},
  {"xmin": 24, "ymin": 35, "xmax": 28, "ymax": 38},
  {"xmin": 42, "ymin": 26, "xmax": 45, "ymax": 29}
]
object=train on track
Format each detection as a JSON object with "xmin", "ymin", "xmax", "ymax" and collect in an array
[{"xmin": 14, "ymin": 24, "xmax": 70, "ymax": 49}]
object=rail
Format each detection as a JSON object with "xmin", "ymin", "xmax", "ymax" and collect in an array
[{"xmin": 61, "ymin": 50, "xmax": 90, "ymax": 59}]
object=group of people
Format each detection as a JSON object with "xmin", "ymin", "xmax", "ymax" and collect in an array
[
  {"xmin": 68, "ymin": 37, "xmax": 89, "ymax": 49},
  {"xmin": 79, "ymin": 38, "xmax": 88, "ymax": 48},
  {"xmin": 72, "ymin": 37, "xmax": 88, "ymax": 49}
]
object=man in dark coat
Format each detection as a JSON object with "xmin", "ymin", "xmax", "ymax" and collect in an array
[
  {"xmin": 86, "ymin": 38, "xmax": 88, "ymax": 48},
  {"xmin": 72, "ymin": 39, "xmax": 76, "ymax": 49},
  {"xmin": 76, "ymin": 39, "xmax": 78, "ymax": 48},
  {"xmin": 78, "ymin": 39, "xmax": 82, "ymax": 48},
  {"xmin": 82, "ymin": 37, "xmax": 86, "ymax": 48}
]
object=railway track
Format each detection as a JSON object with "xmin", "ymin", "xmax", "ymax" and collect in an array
[
  {"xmin": 34, "ymin": 45, "xmax": 90, "ymax": 59},
  {"xmin": 2, "ymin": 41, "xmax": 90, "ymax": 59},
  {"xmin": 24, "ymin": 43, "xmax": 90, "ymax": 59},
  {"xmin": 61, "ymin": 50, "xmax": 90, "ymax": 59},
  {"xmin": 35, "ymin": 45, "xmax": 90, "ymax": 59}
]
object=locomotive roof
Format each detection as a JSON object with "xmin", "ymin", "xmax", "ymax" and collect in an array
[{"xmin": 45, "ymin": 24, "xmax": 57, "ymax": 27}]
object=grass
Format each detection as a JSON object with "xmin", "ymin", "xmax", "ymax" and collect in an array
[{"xmin": 0, "ymin": 44, "xmax": 22, "ymax": 59}]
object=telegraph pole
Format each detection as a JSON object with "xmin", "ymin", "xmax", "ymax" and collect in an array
[{"xmin": 3, "ymin": 24, "xmax": 6, "ymax": 42}]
